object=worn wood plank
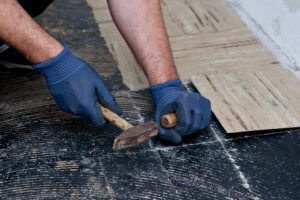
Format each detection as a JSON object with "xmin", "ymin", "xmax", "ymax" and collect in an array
[
  {"xmin": 93, "ymin": 9, "xmax": 112, "ymax": 24},
  {"xmin": 192, "ymin": 67, "xmax": 300, "ymax": 132},
  {"xmin": 161, "ymin": 0, "xmax": 203, "ymax": 36},
  {"xmin": 170, "ymin": 28, "xmax": 279, "ymax": 82},
  {"xmin": 185, "ymin": 0, "xmax": 244, "ymax": 32},
  {"xmin": 98, "ymin": 23, "xmax": 149, "ymax": 89},
  {"xmin": 86, "ymin": 0, "xmax": 107, "ymax": 10},
  {"xmin": 87, "ymin": 0, "xmax": 282, "ymax": 90},
  {"xmin": 87, "ymin": 0, "xmax": 150, "ymax": 90}
]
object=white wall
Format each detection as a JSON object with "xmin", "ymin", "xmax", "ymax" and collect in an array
[{"xmin": 227, "ymin": 0, "xmax": 300, "ymax": 74}]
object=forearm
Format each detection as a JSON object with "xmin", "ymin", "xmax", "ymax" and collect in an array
[
  {"xmin": 0, "ymin": 0, "xmax": 63, "ymax": 64},
  {"xmin": 107, "ymin": 0, "xmax": 179, "ymax": 86}
]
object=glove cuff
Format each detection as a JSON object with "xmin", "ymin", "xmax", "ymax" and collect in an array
[
  {"xmin": 149, "ymin": 80, "xmax": 183, "ymax": 106},
  {"xmin": 33, "ymin": 44, "xmax": 84, "ymax": 85}
]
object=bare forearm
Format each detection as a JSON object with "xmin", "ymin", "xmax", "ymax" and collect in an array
[
  {"xmin": 0, "ymin": 0, "xmax": 63, "ymax": 64},
  {"xmin": 107, "ymin": 0, "xmax": 178, "ymax": 86}
]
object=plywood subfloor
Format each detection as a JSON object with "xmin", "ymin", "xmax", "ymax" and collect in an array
[{"xmin": 87, "ymin": 0, "xmax": 300, "ymax": 133}]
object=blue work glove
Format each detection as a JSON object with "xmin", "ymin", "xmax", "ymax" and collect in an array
[
  {"xmin": 150, "ymin": 80, "xmax": 211, "ymax": 144},
  {"xmin": 33, "ymin": 44, "xmax": 122, "ymax": 127}
]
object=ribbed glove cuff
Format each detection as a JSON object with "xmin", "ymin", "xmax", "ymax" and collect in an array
[
  {"xmin": 33, "ymin": 44, "xmax": 84, "ymax": 85},
  {"xmin": 149, "ymin": 80, "xmax": 183, "ymax": 106}
]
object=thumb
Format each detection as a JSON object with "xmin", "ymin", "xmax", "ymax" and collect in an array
[
  {"xmin": 95, "ymin": 82, "xmax": 123, "ymax": 115},
  {"xmin": 89, "ymin": 101, "xmax": 107, "ymax": 127},
  {"xmin": 159, "ymin": 128, "xmax": 182, "ymax": 144}
]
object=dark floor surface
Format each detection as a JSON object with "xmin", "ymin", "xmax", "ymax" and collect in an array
[{"xmin": 0, "ymin": 0, "xmax": 299, "ymax": 199}]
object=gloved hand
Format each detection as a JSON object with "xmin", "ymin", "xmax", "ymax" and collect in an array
[
  {"xmin": 33, "ymin": 44, "xmax": 122, "ymax": 127},
  {"xmin": 150, "ymin": 80, "xmax": 211, "ymax": 144}
]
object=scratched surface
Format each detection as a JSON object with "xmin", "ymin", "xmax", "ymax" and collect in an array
[
  {"xmin": 87, "ymin": 0, "xmax": 300, "ymax": 133},
  {"xmin": 192, "ymin": 68, "xmax": 300, "ymax": 133},
  {"xmin": 0, "ymin": 0, "xmax": 299, "ymax": 199},
  {"xmin": 86, "ymin": 0, "xmax": 277, "ymax": 90}
]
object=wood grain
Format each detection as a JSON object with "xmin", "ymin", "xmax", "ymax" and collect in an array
[
  {"xmin": 100, "ymin": 104, "xmax": 134, "ymax": 131},
  {"xmin": 192, "ymin": 67, "xmax": 300, "ymax": 133},
  {"xmin": 0, "ymin": 1, "xmax": 299, "ymax": 199},
  {"xmin": 87, "ymin": 0, "xmax": 300, "ymax": 132}
]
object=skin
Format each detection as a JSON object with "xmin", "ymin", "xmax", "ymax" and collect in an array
[
  {"xmin": 0, "ymin": 0, "xmax": 63, "ymax": 64},
  {"xmin": 107, "ymin": 0, "xmax": 179, "ymax": 86},
  {"xmin": 0, "ymin": 0, "xmax": 211, "ymax": 144},
  {"xmin": 0, "ymin": 0, "xmax": 178, "ymax": 86}
]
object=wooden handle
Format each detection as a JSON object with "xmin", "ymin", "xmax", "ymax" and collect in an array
[
  {"xmin": 161, "ymin": 113, "xmax": 177, "ymax": 128},
  {"xmin": 100, "ymin": 104, "xmax": 133, "ymax": 131}
]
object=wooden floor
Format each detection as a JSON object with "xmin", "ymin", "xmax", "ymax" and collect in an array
[{"xmin": 87, "ymin": 0, "xmax": 300, "ymax": 133}]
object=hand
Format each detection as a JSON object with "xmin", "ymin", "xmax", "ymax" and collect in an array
[
  {"xmin": 150, "ymin": 80, "xmax": 211, "ymax": 144},
  {"xmin": 33, "ymin": 44, "xmax": 122, "ymax": 127}
]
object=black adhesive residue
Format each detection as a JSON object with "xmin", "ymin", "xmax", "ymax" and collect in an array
[{"xmin": 0, "ymin": 0, "xmax": 299, "ymax": 199}]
